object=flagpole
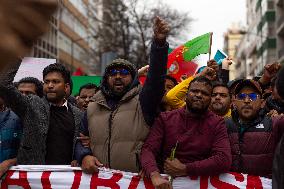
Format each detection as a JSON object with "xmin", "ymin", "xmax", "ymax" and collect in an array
[{"xmin": 208, "ymin": 32, "xmax": 213, "ymax": 61}]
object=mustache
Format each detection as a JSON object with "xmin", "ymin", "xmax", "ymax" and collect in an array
[
  {"xmin": 114, "ymin": 80, "xmax": 124, "ymax": 85},
  {"xmin": 241, "ymin": 105, "xmax": 253, "ymax": 110}
]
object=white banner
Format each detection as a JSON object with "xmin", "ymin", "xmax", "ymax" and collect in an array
[
  {"xmin": 14, "ymin": 57, "xmax": 56, "ymax": 82},
  {"xmin": 0, "ymin": 165, "xmax": 272, "ymax": 189}
]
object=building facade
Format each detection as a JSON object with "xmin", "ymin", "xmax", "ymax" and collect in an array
[
  {"xmin": 235, "ymin": 0, "xmax": 277, "ymax": 79},
  {"xmin": 223, "ymin": 23, "xmax": 245, "ymax": 80},
  {"xmin": 31, "ymin": 0, "xmax": 100, "ymax": 75},
  {"xmin": 276, "ymin": 0, "xmax": 284, "ymax": 63}
]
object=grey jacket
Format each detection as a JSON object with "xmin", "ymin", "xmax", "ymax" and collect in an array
[{"xmin": 0, "ymin": 62, "xmax": 83, "ymax": 164}]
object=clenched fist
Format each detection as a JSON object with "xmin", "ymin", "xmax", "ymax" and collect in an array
[
  {"xmin": 0, "ymin": 0, "xmax": 57, "ymax": 69},
  {"xmin": 153, "ymin": 16, "xmax": 170, "ymax": 44}
]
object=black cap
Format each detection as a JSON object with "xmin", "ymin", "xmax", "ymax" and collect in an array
[{"xmin": 234, "ymin": 79, "xmax": 262, "ymax": 95}]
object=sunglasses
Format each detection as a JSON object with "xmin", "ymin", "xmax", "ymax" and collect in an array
[
  {"xmin": 236, "ymin": 93, "xmax": 259, "ymax": 101},
  {"xmin": 109, "ymin": 69, "xmax": 130, "ymax": 76}
]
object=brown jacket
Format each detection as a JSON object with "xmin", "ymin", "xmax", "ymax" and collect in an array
[{"xmin": 87, "ymin": 86, "xmax": 149, "ymax": 172}]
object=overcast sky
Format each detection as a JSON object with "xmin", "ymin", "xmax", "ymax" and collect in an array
[{"xmin": 163, "ymin": 0, "xmax": 247, "ymax": 57}]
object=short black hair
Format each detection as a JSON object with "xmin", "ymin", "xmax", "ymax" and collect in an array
[
  {"xmin": 17, "ymin": 77, "xmax": 43, "ymax": 97},
  {"xmin": 79, "ymin": 83, "xmax": 98, "ymax": 95},
  {"xmin": 189, "ymin": 76, "xmax": 213, "ymax": 90},
  {"xmin": 212, "ymin": 81, "xmax": 231, "ymax": 97},
  {"xmin": 165, "ymin": 75, "xmax": 178, "ymax": 86},
  {"xmin": 43, "ymin": 63, "xmax": 71, "ymax": 84}
]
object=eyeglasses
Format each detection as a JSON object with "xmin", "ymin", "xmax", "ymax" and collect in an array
[
  {"xmin": 236, "ymin": 93, "xmax": 259, "ymax": 101},
  {"xmin": 109, "ymin": 69, "xmax": 130, "ymax": 77}
]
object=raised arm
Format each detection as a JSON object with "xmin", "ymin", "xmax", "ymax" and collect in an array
[
  {"xmin": 0, "ymin": 61, "xmax": 29, "ymax": 116},
  {"xmin": 139, "ymin": 17, "xmax": 169, "ymax": 126}
]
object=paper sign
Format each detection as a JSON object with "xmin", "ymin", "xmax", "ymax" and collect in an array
[{"xmin": 14, "ymin": 57, "xmax": 56, "ymax": 82}]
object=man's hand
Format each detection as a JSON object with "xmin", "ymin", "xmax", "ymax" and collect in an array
[
  {"xmin": 138, "ymin": 65, "xmax": 149, "ymax": 77},
  {"xmin": 150, "ymin": 171, "xmax": 172, "ymax": 189},
  {"xmin": 222, "ymin": 57, "xmax": 233, "ymax": 70},
  {"xmin": 164, "ymin": 158, "xmax": 187, "ymax": 177},
  {"xmin": 0, "ymin": 0, "xmax": 57, "ymax": 69},
  {"xmin": 196, "ymin": 67, "xmax": 217, "ymax": 81},
  {"xmin": 0, "ymin": 158, "xmax": 17, "ymax": 178},
  {"xmin": 71, "ymin": 160, "xmax": 79, "ymax": 167},
  {"xmin": 81, "ymin": 155, "xmax": 102, "ymax": 174},
  {"xmin": 207, "ymin": 59, "xmax": 219, "ymax": 72},
  {"xmin": 153, "ymin": 16, "xmax": 170, "ymax": 44},
  {"xmin": 260, "ymin": 62, "xmax": 282, "ymax": 84},
  {"xmin": 77, "ymin": 133, "xmax": 90, "ymax": 148}
]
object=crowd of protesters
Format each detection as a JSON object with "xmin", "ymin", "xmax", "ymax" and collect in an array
[{"xmin": 1, "ymin": 1, "xmax": 284, "ymax": 189}]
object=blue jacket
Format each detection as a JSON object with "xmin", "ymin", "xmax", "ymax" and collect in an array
[{"xmin": 0, "ymin": 109, "xmax": 22, "ymax": 163}]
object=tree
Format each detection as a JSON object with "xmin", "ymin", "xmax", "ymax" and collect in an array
[{"xmin": 92, "ymin": 0, "xmax": 192, "ymax": 69}]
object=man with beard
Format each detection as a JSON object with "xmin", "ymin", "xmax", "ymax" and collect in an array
[
  {"xmin": 141, "ymin": 77, "xmax": 232, "ymax": 189},
  {"xmin": 76, "ymin": 17, "xmax": 169, "ymax": 174},
  {"xmin": 210, "ymin": 82, "xmax": 231, "ymax": 117},
  {"xmin": 0, "ymin": 63, "xmax": 83, "ymax": 165},
  {"xmin": 226, "ymin": 79, "xmax": 284, "ymax": 178}
]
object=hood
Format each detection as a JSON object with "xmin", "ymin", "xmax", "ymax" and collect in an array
[{"xmin": 100, "ymin": 58, "xmax": 139, "ymax": 99}]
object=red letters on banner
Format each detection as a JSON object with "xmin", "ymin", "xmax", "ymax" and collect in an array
[
  {"xmin": 1, "ymin": 170, "xmax": 267, "ymax": 188},
  {"xmin": 71, "ymin": 170, "xmax": 83, "ymax": 189},
  {"xmin": 41, "ymin": 171, "xmax": 52, "ymax": 189},
  {"xmin": 90, "ymin": 172, "xmax": 123, "ymax": 189},
  {"xmin": 246, "ymin": 175, "xmax": 263, "ymax": 189},
  {"xmin": 1, "ymin": 171, "xmax": 31, "ymax": 189}
]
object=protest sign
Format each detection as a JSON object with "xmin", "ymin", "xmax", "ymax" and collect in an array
[{"xmin": 14, "ymin": 58, "xmax": 56, "ymax": 82}]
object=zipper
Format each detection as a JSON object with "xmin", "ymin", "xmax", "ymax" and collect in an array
[{"xmin": 107, "ymin": 111, "xmax": 114, "ymax": 168}]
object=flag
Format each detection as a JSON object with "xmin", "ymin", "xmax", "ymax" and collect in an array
[
  {"xmin": 167, "ymin": 32, "xmax": 212, "ymax": 82},
  {"xmin": 72, "ymin": 67, "xmax": 84, "ymax": 76}
]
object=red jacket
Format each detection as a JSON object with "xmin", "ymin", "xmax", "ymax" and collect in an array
[
  {"xmin": 141, "ymin": 107, "xmax": 232, "ymax": 177},
  {"xmin": 226, "ymin": 114, "xmax": 284, "ymax": 177}
]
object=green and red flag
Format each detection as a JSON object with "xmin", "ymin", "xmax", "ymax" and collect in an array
[{"xmin": 167, "ymin": 32, "xmax": 212, "ymax": 82}]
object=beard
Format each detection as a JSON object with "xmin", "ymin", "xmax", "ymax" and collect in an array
[
  {"xmin": 109, "ymin": 83, "xmax": 131, "ymax": 97},
  {"xmin": 187, "ymin": 102, "xmax": 209, "ymax": 114},
  {"xmin": 211, "ymin": 102, "xmax": 228, "ymax": 114},
  {"xmin": 46, "ymin": 91, "xmax": 66, "ymax": 103}
]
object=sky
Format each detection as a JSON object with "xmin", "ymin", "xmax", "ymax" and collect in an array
[{"xmin": 163, "ymin": 0, "xmax": 247, "ymax": 62}]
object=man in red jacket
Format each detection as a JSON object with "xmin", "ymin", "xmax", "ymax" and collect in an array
[
  {"xmin": 141, "ymin": 77, "xmax": 232, "ymax": 189},
  {"xmin": 227, "ymin": 79, "xmax": 284, "ymax": 178}
]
